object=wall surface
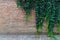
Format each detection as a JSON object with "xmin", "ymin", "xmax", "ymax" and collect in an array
[
  {"xmin": 0, "ymin": 0, "xmax": 57, "ymax": 34},
  {"xmin": 0, "ymin": 0, "xmax": 37, "ymax": 34}
]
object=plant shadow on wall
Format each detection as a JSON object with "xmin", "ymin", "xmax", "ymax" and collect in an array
[{"xmin": 16, "ymin": 0, "xmax": 60, "ymax": 40}]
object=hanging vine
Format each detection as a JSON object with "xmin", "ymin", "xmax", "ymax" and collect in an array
[
  {"xmin": 35, "ymin": 0, "xmax": 46, "ymax": 35},
  {"xmin": 16, "ymin": 0, "xmax": 33, "ymax": 22},
  {"xmin": 55, "ymin": 1, "xmax": 60, "ymax": 34},
  {"xmin": 16, "ymin": 0, "xmax": 60, "ymax": 40}
]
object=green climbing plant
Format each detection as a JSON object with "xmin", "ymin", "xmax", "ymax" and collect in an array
[
  {"xmin": 35, "ymin": 0, "xmax": 46, "ymax": 35},
  {"xmin": 16, "ymin": 0, "xmax": 60, "ymax": 40},
  {"xmin": 16, "ymin": 0, "xmax": 34, "ymax": 22}
]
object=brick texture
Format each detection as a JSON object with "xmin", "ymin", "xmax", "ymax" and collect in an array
[
  {"xmin": 0, "ymin": 0, "xmax": 36, "ymax": 34},
  {"xmin": 0, "ymin": 0, "xmax": 57, "ymax": 34}
]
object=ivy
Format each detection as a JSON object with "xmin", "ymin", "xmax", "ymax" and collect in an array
[
  {"xmin": 16, "ymin": 0, "xmax": 33, "ymax": 22},
  {"xmin": 35, "ymin": 0, "xmax": 46, "ymax": 35},
  {"xmin": 16, "ymin": 0, "xmax": 60, "ymax": 40}
]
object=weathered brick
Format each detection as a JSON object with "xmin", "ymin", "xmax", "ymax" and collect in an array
[{"xmin": 0, "ymin": 0, "xmax": 36, "ymax": 34}]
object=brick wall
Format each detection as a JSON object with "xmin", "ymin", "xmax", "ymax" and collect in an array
[
  {"xmin": 0, "ymin": 0, "xmax": 36, "ymax": 34},
  {"xmin": 0, "ymin": 0, "xmax": 57, "ymax": 34}
]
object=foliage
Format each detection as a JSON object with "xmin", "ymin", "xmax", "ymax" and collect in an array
[
  {"xmin": 16, "ymin": 0, "xmax": 34, "ymax": 22},
  {"xmin": 16, "ymin": 0, "xmax": 60, "ymax": 40},
  {"xmin": 35, "ymin": 0, "xmax": 46, "ymax": 34}
]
